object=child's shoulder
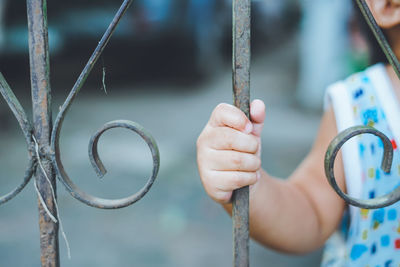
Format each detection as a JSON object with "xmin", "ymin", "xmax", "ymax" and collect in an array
[
  {"xmin": 325, "ymin": 63, "xmax": 387, "ymax": 105},
  {"xmin": 345, "ymin": 63, "xmax": 386, "ymax": 88},
  {"xmin": 330, "ymin": 63, "xmax": 385, "ymax": 92},
  {"xmin": 323, "ymin": 63, "xmax": 390, "ymax": 132}
]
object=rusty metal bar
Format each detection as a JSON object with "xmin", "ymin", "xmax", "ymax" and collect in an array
[
  {"xmin": 232, "ymin": 0, "xmax": 251, "ymax": 266},
  {"xmin": 26, "ymin": 0, "xmax": 60, "ymax": 266}
]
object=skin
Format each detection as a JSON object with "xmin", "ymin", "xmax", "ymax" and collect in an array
[{"xmin": 197, "ymin": 0, "xmax": 400, "ymax": 254}]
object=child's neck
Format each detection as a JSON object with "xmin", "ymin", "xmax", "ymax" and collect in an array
[
  {"xmin": 388, "ymin": 28, "xmax": 400, "ymax": 62},
  {"xmin": 385, "ymin": 27, "xmax": 400, "ymax": 99},
  {"xmin": 385, "ymin": 65, "xmax": 400, "ymax": 102}
]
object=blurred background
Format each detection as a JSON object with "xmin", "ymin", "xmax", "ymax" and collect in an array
[{"xmin": 0, "ymin": 0, "xmax": 374, "ymax": 266}]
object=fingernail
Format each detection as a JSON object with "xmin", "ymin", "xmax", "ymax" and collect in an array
[
  {"xmin": 244, "ymin": 123, "xmax": 253, "ymax": 134},
  {"xmin": 256, "ymin": 171, "xmax": 261, "ymax": 181}
]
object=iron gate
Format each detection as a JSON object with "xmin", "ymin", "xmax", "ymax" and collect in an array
[{"xmin": 1, "ymin": 0, "xmax": 400, "ymax": 266}]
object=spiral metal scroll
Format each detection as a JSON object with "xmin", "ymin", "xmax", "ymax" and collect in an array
[
  {"xmin": 325, "ymin": 126, "xmax": 399, "ymax": 209},
  {"xmin": 325, "ymin": 0, "xmax": 400, "ymax": 209},
  {"xmin": 0, "ymin": 0, "xmax": 160, "ymax": 209}
]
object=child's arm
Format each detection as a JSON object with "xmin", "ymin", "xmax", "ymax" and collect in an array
[{"xmin": 196, "ymin": 100, "xmax": 346, "ymax": 253}]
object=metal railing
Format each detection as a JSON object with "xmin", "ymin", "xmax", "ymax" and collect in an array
[
  {"xmin": 232, "ymin": 1, "xmax": 251, "ymax": 266},
  {"xmin": 0, "ymin": 0, "xmax": 159, "ymax": 266},
  {"xmin": 1, "ymin": 0, "xmax": 400, "ymax": 266}
]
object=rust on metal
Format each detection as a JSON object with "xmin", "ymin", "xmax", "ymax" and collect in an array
[
  {"xmin": 232, "ymin": 0, "xmax": 251, "ymax": 266},
  {"xmin": 27, "ymin": 0, "xmax": 59, "ymax": 265}
]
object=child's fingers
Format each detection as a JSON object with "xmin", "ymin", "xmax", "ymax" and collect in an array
[
  {"xmin": 204, "ymin": 127, "xmax": 259, "ymax": 153},
  {"xmin": 197, "ymin": 102, "xmax": 265, "ymax": 204},
  {"xmin": 209, "ymin": 103, "xmax": 253, "ymax": 133},
  {"xmin": 250, "ymin": 99, "xmax": 266, "ymax": 137},
  {"xmin": 202, "ymin": 170, "xmax": 259, "ymax": 203},
  {"xmin": 211, "ymin": 170, "xmax": 259, "ymax": 191},
  {"xmin": 250, "ymin": 99, "xmax": 266, "ymax": 123},
  {"xmin": 206, "ymin": 149, "xmax": 261, "ymax": 172},
  {"xmin": 210, "ymin": 191, "xmax": 233, "ymax": 204}
]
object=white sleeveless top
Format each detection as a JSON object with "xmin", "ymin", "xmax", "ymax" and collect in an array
[{"xmin": 322, "ymin": 63, "xmax": 400, "ymax": 266}]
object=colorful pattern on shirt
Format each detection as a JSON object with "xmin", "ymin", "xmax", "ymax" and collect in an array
[{"xmin": 343, "ymin": 71, "xmax": 400, "ymax": 266}]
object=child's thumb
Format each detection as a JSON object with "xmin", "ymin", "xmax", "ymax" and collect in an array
[{"xmin": 250, "ymin": 99, "xmax": 266, "ymax": 137}]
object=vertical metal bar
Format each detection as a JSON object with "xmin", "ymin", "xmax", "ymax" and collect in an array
[
  {"xmin": 26, "ymin": 0, "xmax": 60, "ymax": 266},
  {"xmin": 232, "ymin": 0, "xmax": 250, "ymax": 266}
]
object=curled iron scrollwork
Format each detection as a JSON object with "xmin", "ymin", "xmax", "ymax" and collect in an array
[
  {"xmin": 0, "ymin": 0, "xmax": 160, "ymax": 209},
  {"xmin": 50, "ymin": 0, "xmax": 160, "ymax": 209},
  {"xmin": 324, "ymin": 126, "xmax": 399, "ymax": 209},
  {"xmin": 52, "ymin": 120, "xmax": 160, "ymax": 209}
]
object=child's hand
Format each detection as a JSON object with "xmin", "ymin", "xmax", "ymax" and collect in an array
[{"xmin": 197, "ymin": 99, "xmax": 266, "ymax": 204}]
